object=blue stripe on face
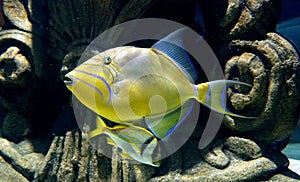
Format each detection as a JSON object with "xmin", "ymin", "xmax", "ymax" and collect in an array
[
  {"xmin": 71, "ymin": 76, "xmax": 104, "ymax": 99},
  {"xmin": 74, "ymin": 69, "xmax": 112, "ymax": 104}
]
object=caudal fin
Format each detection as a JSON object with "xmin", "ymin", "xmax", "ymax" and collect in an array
[{"xmin": 195, "ymin": 80, "xmax": 254, "ymax": 118}]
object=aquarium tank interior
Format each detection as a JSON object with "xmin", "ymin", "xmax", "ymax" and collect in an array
[{"xmin": 0, "ymin": 0, "xmax": 299, "ymax": 181}]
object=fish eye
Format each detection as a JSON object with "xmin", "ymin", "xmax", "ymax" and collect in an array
[{"xmin": 103, "ymin": 56, "xmax": 112, "ymax": 64}]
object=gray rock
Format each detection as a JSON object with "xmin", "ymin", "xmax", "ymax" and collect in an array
[
  {"xmin": 3, "ymin": 0, "xmax": 32, "ymax": 32},
  {"xmin": 32, "ymin": 131, "xmax": 295, "ymax": 181},
  {"xmin": 0, "ymin": 156, "xmax": 29, "ymax": 182},
  {"xmin": 33, "ymin": 130, "xmax": 155, "ymax": 181},
  {"xmin": 225, "ymin": 136, "xmax": 262, "ymax": 160},
  {"xmin": 2, "ymin": 112, "xmax": 31, "ymax": 141},
  {"xmin": 0, "ymin": 137, "xmax": 45, "ymax": 180}
]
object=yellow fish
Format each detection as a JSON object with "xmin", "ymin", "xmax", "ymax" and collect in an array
[{"xmin": 64, "ymin": 28, "xmax": 250, "ymax": 166}]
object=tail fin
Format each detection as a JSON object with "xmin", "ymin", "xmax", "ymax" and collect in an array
[{"xmin": 195, "ymin": 80, "xmax": 254, "ymax": 118}]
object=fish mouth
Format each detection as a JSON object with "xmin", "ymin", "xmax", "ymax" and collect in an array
[{"xmin": 64, "ymin": 74, "xmax": 74, "ymax": 86}]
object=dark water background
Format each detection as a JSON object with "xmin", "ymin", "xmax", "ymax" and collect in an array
[{"xmin": 279, "ymin": 0, "xmax": 300, "ymax": 22}]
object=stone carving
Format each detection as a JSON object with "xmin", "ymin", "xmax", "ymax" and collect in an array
[
  {"xmin": 0, "ymin": 0, "xmax": 299, "ymax": 181},
  {"xmin": 225, "ymin": 33, "xmax": 300, "ymax": 145},
  {"xmin": 47, "ymin": 0, "xmax": 154, "ymax": 78},
  {"xmin": 202, "ymin": 0, "xmax": 280, "ymax": 41},
  {"xmin": 200, "ymin": 32, "xmax": 300, "ymax": 169},
  {"xmin": 0, "ymin": 0, "xmax": 55, "ymax": 144},
  {"xmin": 0, "ymin": 46, "xmax": 31, "ymax": 85},
  {"xmin": 31, "ymin": 131, "xmax": 291, "ymax": 181},
  {"xmin": 33, "ymin": 130, "xmax": 155, "ymax": 181},
  {"xmin": 0, "ymin": 31, "xmax": 33, "ymax": 86}
]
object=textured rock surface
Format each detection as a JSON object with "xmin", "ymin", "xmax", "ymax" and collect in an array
[
  {"xmin": 0, "ymin": 156, "xmax": 29, "ymax": 182},
  {"xmin": 202, "ymin": 0, "xmax": 281, "ymax": 42},
  {"xmin": 33, "ymin": 130, "xmax": 156, "ymax": 181},
  {"xmin": 32, "ymin": 131, "xmax": 293, "ymax": 181},
  {"xmin": 0, "ymin": 137, "xmax": 46, "ymax": 180},
  {"xmin": 47, "ymin": 0, "xmax": 154, "ymax": 78},
  {"xmin": 224, "ymin": 33, "xmax": 300, "ymax": 146},
  {"xmin": 0, "ymin": 0, "xmax": 299, "ymax": 181},
  {"xmin": 2, "ymin": 111, "xmax": 31, "ymax": 140}
]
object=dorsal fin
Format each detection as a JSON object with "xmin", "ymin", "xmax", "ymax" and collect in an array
[{"xmin": 151, "ymin": 28, "xmax": 199, "ymax": 82}]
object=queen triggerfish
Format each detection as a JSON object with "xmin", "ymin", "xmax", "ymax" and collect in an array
[{"xmin": 64, "ymin": 28, "xmax": 251, "ymax": 166}]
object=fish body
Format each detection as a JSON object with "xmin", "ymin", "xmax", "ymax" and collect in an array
[
  {"xmin": 65, "ymin": 28, "xmax": 251, "ymax": 166},
  {"xmin": 67, "ymin": 46, "xmax": 193, "ymax": 123}
]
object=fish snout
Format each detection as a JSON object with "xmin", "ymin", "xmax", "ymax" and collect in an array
[{"xmin": 64, "ymin": 74, "xmax": 74, "ymax": 86}]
